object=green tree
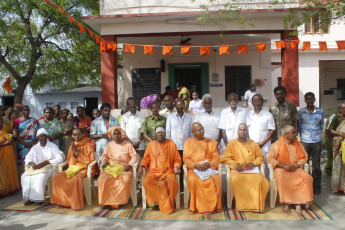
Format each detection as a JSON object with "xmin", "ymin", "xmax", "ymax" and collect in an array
[
  {"xmin": 194, "ymin": 0, "xmax": 345, "ymax": 35},
  {"xmin": 0, "ymin": 0, "xmax": 100, "ymax": 104}
]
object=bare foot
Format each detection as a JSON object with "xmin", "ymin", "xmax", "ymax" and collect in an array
[
  {"xmin": 24, "ymin": 200, "xmax": 34, "ymax": 206},
  {"xmin": 283, "ymin": 204, "xmax": 290, "ymax": 214},
  {"xmin": 295, "ymin": 205, "xmax": 302, "ymax": 214}
]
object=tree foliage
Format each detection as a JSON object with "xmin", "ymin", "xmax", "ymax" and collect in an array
[
  {"xmin": 0, "ymin": 0, "xmax": 100, "ymax": 103},
  {"xmin": 193, "ymin": 0, "xmax": 345, "ymax": 35}
]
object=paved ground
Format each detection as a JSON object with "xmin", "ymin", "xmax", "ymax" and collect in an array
[{"xmin": 1, "ymin": 164, "xmax": 344, "ymax": 230}]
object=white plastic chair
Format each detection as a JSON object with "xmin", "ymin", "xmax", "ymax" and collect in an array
[
  {"xmin": 224, "ymin": 163, "xmax": 265, "ymax": 209},
  {"xmin": 183, "ymin": 164, "xmax": 223, "ymax": 209},
  {"xmin": 57, "ymin": 152, "xmax": 99, "ymax": 205},
  {"xmin": 268, "ymin": 163, "xmax": 309, "ymax": 208},
  {"xmin": 47, "ymin": 151, "xmax": 65, "ymax": 198},
  {"xmin": 142, "ymin": 169, "xmax": 180, "ymax": 209}
]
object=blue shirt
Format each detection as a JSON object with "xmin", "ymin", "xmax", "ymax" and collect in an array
[{"xmin": 298, "ymin": 107, "xmax": 324, "ymax": 143}]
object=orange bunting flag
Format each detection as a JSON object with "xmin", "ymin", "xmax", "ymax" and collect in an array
[
  {"xmin": 162, "ymin": 46, "xmax": 173, "ymax": 55},
  {"xmin": 125, "ymin": 44, "xmax": 135, "ymax": 53},
  {"xmin": 336, "ymin": 41, "xmax": 345, "ymax": 51},
  {"xmin": 67, "ymin": 15, "xmax": 75, "ymax": 23},
  {"xmin": 76, "ymin": 22, "xmax": 85, "ymax": 33},
  {"xmin": 290, "ymin": 41, "xmax": 298, "ymax": 50},
  {"xmin": 256, "ymin": 43, "xmax": 266, "ymax": 52},
  {"xmin": 238, "ymin": 45, "xmax": 248, "ymax": 54},
  {"xmin": 275, "ymin": 41, "xmax": 286, "ymax": 49},
  {"xmin": 87, "ymin": 28, "xmax": 93, "ymax": 37},
  {"xmin": 319, "ymin": 41, "xmax": 328, "ymax": 51},
  {"xmin": 107, "ymin": 42, "xmax": 117, "ymax": 51},
  {"xmin": 95, "ymin": 35, "xmax": 100, "ymax": 44},
  {"xmin": 181, "ymin": 46, "xmax": 191, "ymax": 55},
  {"xmin": 3, "ymin": 77, "xmax": 11, "ymax": 94},
  {"xmin": 302, "ymin": 41, "xmax": 310, "ymax": 51},
  {"xmin": 100, "ymin": 40, "xmax": 107, "ymax": 52},
  {"xmin": 219, "ymin": 46, "xmax": 229, "ymax": 55},
  {"xmin": 144, "ymin": 46, "xmax": 154, "ymax": 55},
  {"xmin": 200, "ymin": 46, "xmax": 210, "ymax": 55}
]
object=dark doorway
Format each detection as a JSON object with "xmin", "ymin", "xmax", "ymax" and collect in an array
[
  {"xmin": 84, "ymin": 97, "xmax": 98, "ymax": 118},
  {"xmin": 2, "ymin": 96, "xmax": 14, "ymax": 107},
  {"xmin": 174, "ymin": 67, "xmax": 202, "ymax": 98}
]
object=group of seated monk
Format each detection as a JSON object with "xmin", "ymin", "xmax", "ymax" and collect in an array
[{"xmin": 21, "ymin": 122, "xmax": 313, "ymax": 215}]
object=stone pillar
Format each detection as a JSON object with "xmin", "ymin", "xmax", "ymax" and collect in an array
[
  {"xmin": 101, "ymin": 35, "xmax": 118, "ymax": 109},
  {"xmin": 281, "ymin": 30, "xmax": 299, "ymax": 106}
]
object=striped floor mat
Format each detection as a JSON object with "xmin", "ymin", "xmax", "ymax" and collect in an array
[{"xmin": 2, "ymin": 194, "xmax": 332, "ymax": 221}]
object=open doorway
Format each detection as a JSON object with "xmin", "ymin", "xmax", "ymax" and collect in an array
[
  {"xmin": 168, "ymin": 63, "xmax": 209, "ymax": 98},
  {"xmin": 84, "ymin": 97, "xmax": 98, "ymax": 118}
]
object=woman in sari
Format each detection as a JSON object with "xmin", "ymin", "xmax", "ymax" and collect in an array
[
  {"xmin": 12, "ymin": 105, "xmax": 40, "ymax": 169},
  {"xmin": 328, "ymin": 101, "xmax": 345, "ymax": 194},
  {"xmin": 74, "ymin": 106, "xmax": 92, "ymax": 137},
  {"xmin": 0, "ymin": 119, "xmax": 19, "ymax": 196},
  {"xmin": 97, "ymin": 126, "xmax": 138, "ymax": 209},
  {"xmin": 39, "ymin": 107, "xmax": 64, "ymax": 151},
  {"xmin": 176, "ymin": 82, "xmax": 191, "ymax": 113},
  {"xmin": 60, "ymin": 109, "xmax": 73, "ymax": 155},
  {"xmin": 140, "ymin": 94, "xmax": 163, "ymax": 109}
]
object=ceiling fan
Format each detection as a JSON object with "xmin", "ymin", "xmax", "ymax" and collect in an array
[{"xmin": 165, "ymin": 36, "xmax": 192, "ymax": 46}]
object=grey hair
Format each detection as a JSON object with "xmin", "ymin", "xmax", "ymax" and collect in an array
[
  {"xmin": 337, "ymin": 101, "xmax": 345, "ymax": 113},
  {"xmin": 202, "ymin": 94, "xmax": 212, "ymax": 102}
]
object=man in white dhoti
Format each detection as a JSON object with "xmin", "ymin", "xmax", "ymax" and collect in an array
[
  {"xmin": 21, "ymin": 128, "xmax": 63, "ymax": 205},
  {"xmin": 246, "ymin": 94, "xmax": 275, "ymax": 179}
]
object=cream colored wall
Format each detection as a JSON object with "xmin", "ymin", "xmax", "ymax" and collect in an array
[
  {"xmin": 119, "ymin": 45, "xmax": 273, "ymax": 108},
  {"xmin": 101, "ymin": 0, "xmax": 298, "ymax": 15}
]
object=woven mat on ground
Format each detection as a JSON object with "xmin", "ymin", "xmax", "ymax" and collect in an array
[{"xmin": 2, "ymin": 194, "xmax": 332, "ymax": 221}]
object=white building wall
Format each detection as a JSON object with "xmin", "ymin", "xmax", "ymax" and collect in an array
[{"xmin": 121, "ymin": 44, "xmax": 273, "ymax": 108}]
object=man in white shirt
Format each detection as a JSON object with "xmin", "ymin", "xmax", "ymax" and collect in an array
[
  {"xmin": 194, "ymin": 94, "xmax": 221, "ymax": 144},
  {"xmin": 244, "ymin": 84, "xmax": 259, "ymax": 108},
  {"xmin": 247, "ymin": 94, "xmax": 275, "ymax": 179},
  {"xmin": 166, "ymin": 99, "xmax": 193, "ymax": 155},
  {"xmin": 159, "ymin": 95, "xmax": 176, "ymax": 118},
  {"xmin": 121, "ymin": 97, "xmax": 146, "ymax": 157},
  {"xmin": 21, "ymin": 128, "xmax": 63, "ymax": 205},
  {"xmin": 218, "ymin": 93, "xmax": 247, "ymax": 145},
  {"xmin": 166, "ymin": 99, "xmax": 193, "ymax": 190}
]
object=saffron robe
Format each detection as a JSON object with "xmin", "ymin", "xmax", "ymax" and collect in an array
[
  {"xmin": 267, "ymin": 138, "xmax": 313, "ymax": 204},
  {"xmin": 97, "ymin": 141, "xmax": 138, "ymax": 208},
  {"xmin": 51, "ymin": 137, "xmax": 95, "ymax": 210},
  {"xmin": 141, "ymin": 139, "xmax": 182, "ymax": 214},
  {"xmin": 183, "ymin": 137, "xmax": 222, "ymax": 214},
  {"xmin": 221, "ymin": 139, "xmax": 270, "ymax": 212}
]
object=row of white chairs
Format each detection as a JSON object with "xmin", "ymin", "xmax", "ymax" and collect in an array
[{"xmin": 46, "ymin": 153, "xmax": 310, "ymax": 209}]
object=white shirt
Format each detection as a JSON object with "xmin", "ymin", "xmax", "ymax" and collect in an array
[
  {"xmin": 194, "ymin": 109, "xmax": 220, "ymax": 141},
  {"xmin": 188, "ymin": 99, "xmax": 203, "ymax": 113},
  {"xmin": 121, "ymin": 111, "xmax": 146, "ymax": 150},
  {"xmin": 166, "ymin": 112, "xmax": 193, "ymax": 150},
  {"xmin": 218, "ymin": 106, "xmax": 247, "ymax": 142},
  {"xmin": 247, "ymin": 109, "xmax": 275, "ymax": 153},
  {"xmin": 159, "ymin": 107, "xmax": 176, "ymax": 118},
  {"xmin": 25, "ymin": 141, "xmax": 63, "ymax": 166},
  {"xmin": 244, "ymin": 90, "xmax": 259, "ymax": 108}
]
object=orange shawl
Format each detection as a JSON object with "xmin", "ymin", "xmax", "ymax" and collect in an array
[{"xmin": 278, "ymin": 137, "xmax": 305, "ymax": 164}]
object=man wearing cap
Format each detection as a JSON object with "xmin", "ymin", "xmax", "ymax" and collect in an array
[
  {"xmin": 244, "ymin": 84, "xmax": 259, "ymax": 108},
  {"xmin": 21, "ymin": 128, "xmax": 63, "ymax": 205},
  {"xmin": 138, "ymin": 126, "xmax": 182, "ymax": 214}
]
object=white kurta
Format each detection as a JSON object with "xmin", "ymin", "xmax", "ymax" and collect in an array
[
  {"xmin": 218, "ymin": 106, "xmax": 247, "ymax": 142},
  {"xmin": 166, "ymin": 112, "xmax": 193, "ymax": 150},
  {"xmin": 121, "ymin": 111, "xmax": 146, "ymax": 150},
  {"xmin": 21, "ymin": 141, "xmax": 63, "ymax": 202},
  {"xmin": 193, "ymin": 109, "xmax": 220, "ymax": 141},
  {"xmin": 244, "ymin": 90, "xmax": 259, "ymax": 108},
  {"xmin": 247, "ymin": 109, "xmax": 275, "ymax": 180}
]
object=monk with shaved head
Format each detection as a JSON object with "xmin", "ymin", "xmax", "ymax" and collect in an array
[
  {"xmin": 267, "ymin": 125, "xmax": 313, "ymax": 214},
  {"xmin": 183, "ymin": 122, "xmax": 222, "ymax": 214}
]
